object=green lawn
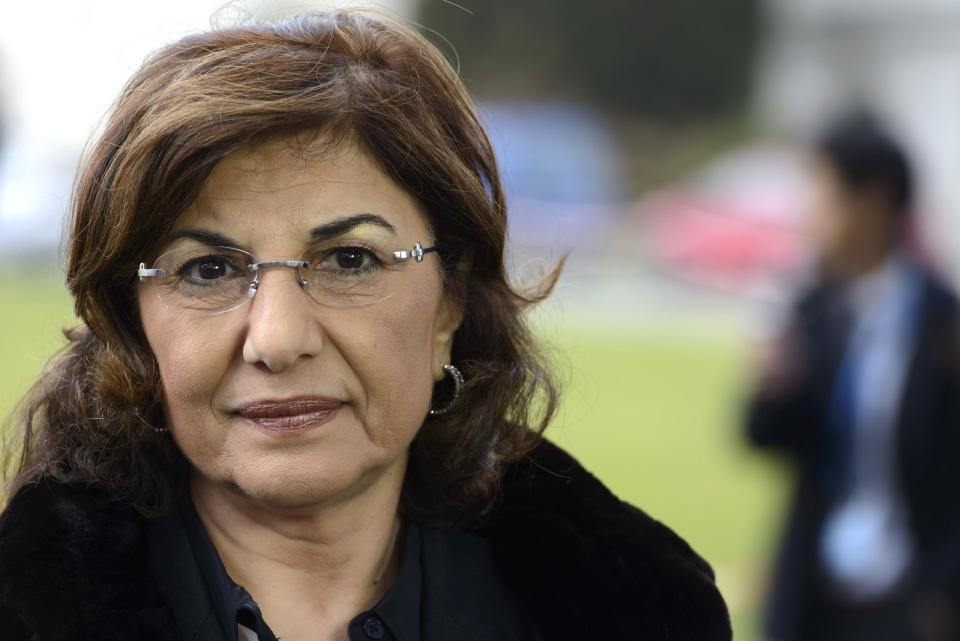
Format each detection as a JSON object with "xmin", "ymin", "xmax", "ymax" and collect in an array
[
  {"xmin": 0, "ymin": 274, "xmax": 79, "ymax": 415},
  {"xmin": 546, "ymin": 319, "xmax": 788, "ymax": 638},
  {"xmin": 0, "ymin": 274, "xmax": 787, "ymax": 641}
]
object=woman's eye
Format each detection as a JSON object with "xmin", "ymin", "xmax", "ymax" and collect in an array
[
  {"xmin": 184, "ymin": 257, "xmax": 240, "ymax": 280},
  {"xmin": 335, "ymin": 247, "xmax": 367, "ymax": 269},
  {"xmin": 322, "ymin": 247, "xmax": 376, "ymax": 272}
]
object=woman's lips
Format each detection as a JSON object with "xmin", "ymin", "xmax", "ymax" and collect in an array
[{"xmin": 235, "ymin": 397, "xmax": 342, "ymax": 433}]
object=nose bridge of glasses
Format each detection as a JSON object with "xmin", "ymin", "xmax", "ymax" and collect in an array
[{"xmin": 248, "ymin": 259, "xmax": 310, "ymax": 296}]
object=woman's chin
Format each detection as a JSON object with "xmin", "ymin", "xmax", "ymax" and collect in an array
[{"xmin": 216, "ymin": 454, "xmax": 404, "ymax": 512}]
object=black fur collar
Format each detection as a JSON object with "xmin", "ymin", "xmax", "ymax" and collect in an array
[
  {"xmin": 0, "ymin": 478, "xmax": 180, "ymax": 641},
  {"xmin": 0, "ymin": 440, "xmax": 730, "ymax": 641},
  {"xmin": 491, "ymin": 441, "xmax": 730, "ymax": 640}
]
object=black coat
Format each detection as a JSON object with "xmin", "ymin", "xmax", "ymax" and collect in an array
[
  {"xmin": 747, "ymin": 266, "xmax": 960, "ymax": 641},
  {"xmin": 0, "ymin": 439, "xmax": 730, "ymax": 641}
]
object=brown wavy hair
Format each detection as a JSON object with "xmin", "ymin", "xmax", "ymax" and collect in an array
[{"xmin": 3, "ymin": 10, "xmax": 561, "ymax": 522}]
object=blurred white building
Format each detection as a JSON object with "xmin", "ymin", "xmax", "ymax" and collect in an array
[{"xmin": 755, "ymin": 0, "xmax": 960, "ymax": 278}]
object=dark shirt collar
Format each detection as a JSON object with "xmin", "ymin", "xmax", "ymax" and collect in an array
[
  {"xmin": 367, "ymin": 522, "xmax": 422, "ymax": 641},
  {"xmin": 176, "ymin": 480, "xmax": 422, "ymax": 641}
]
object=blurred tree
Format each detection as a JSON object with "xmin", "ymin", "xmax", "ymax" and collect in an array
[{"xmin": 417, "ymin": 0, "xmax": 761, "ymax": 120}]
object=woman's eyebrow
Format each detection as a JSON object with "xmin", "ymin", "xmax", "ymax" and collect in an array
[
  {"xmin": 166, "ymin": 228, "xmax": 244, "ymax": 249},
  {"xmin": 310, "ymin": 213, "xmax": 397, "ymax": 242},
  {"xmin": 164, "ymin": 213, "xmax": 396, "ymax": 250}
]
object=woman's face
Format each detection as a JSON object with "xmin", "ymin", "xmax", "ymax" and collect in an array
[{"xmin": 138, "ymin": 137, "xmax": 460, "ymax": 509}]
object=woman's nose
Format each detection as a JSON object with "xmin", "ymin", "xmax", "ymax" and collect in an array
[{"xmin": 241, "ymin": 268, "xmax": 324, "ymax": 372}]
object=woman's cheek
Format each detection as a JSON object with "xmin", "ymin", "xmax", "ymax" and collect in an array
[
  {"xmin": 349, "ymin": 297, "xmax": 437, "ymax": 448},
  {"xmin": 154, "ymin": 322, "xmax": 233, "ymax": 432}
]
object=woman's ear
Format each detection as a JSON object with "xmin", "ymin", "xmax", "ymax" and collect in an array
[
  {"xmin": 432, "ymin": 295, "xmax": 463, "ymax": 381},
  {"xmin": 432, "ymin": 251, "xmax": 470, "ymax": 380}
]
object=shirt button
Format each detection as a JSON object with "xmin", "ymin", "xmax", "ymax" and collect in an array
[{"xmin": 361, "ymin": 616, "xmax": 385, "ymax": 640}]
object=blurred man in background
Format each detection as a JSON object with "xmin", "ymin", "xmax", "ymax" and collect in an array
[{"xmin": 746, "ymin": 112, "xmax": 960, "ymax": 641}]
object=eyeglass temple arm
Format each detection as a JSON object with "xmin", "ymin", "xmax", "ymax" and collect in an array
[
  {"xmin": 138, "ymin": 263, "xmax": 165, "ymax": 282},
  {"xmin": 392, "ymin": 242, "xmax": 438, "ymax": 263}
]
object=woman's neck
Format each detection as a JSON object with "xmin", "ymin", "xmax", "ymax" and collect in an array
[{"xmin": 189, "ymin": 467, "xmax": 405, "ymax": 641}]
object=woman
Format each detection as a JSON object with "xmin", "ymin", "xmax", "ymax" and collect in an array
[{"xmin": 0, "ymin": 10, "xmax": 729, "ymax": 641}]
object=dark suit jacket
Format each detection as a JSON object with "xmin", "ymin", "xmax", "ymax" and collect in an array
[
  {"xmin": 0, "ymin": 440, "xmax": 731, "ymax": 641},
  {"xmin": 746, "ymin": 264, "xmax": 960, "ymax": 641}
]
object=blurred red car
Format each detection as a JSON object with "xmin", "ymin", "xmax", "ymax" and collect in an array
[{"xmin": 634, "ymin": 143, "xmax": 813, "ymax": 296}]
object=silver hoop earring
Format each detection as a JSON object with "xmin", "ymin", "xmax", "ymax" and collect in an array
[{"xmin": 428, "ymin": 363, "xmax": 464, "ymax": 416}]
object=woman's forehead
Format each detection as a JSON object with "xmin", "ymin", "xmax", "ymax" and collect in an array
[{"xmin": 172, "ymin": 137, "xmax": 429, "ymax": 244}]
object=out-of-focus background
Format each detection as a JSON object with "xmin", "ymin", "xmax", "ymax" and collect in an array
[{"xmin": 2, "ymin": 1, "xmax": 959, "ymax": 638}]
